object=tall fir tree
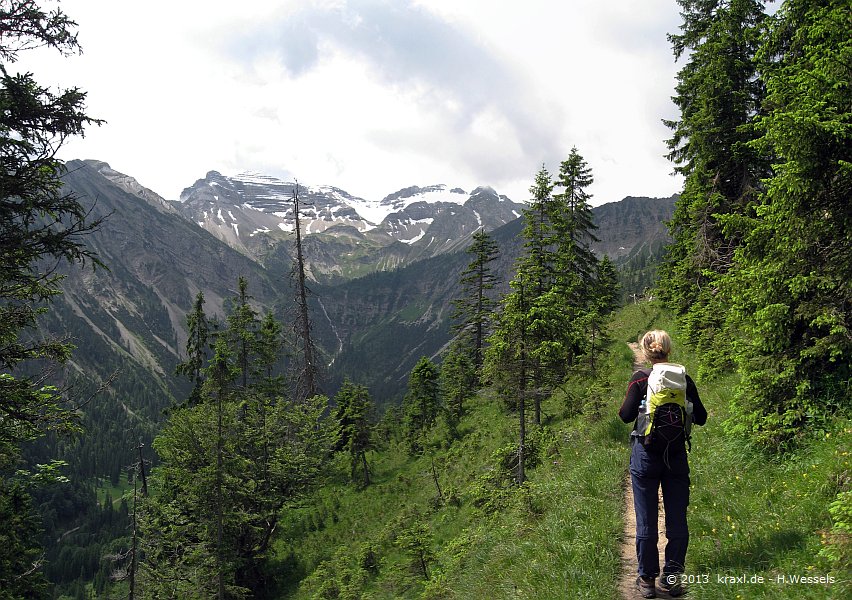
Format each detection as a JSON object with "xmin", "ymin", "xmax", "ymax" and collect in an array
[
  {"xmin": 334, "ymin": 380, "xmax": 374, "ymax": 487},
  {"xmin": 553, "ymin": 146, "xmax": 600, "ymax": 301},
  {"xmin": 551, "ymin": 146, "xmax": 601, "ymax": 370},
  {"xmin": 224, "ymin": 276, "xmax": 259, "ymax": 390},
  {"xmin": 515, "ymin": 166, "xmax": 561, "ymax": 424},
  {"xmin": 450, "ymin": 228, "xmax": 500, "ymax": 375},
  {"xmin": 721, "ymin": 0, "xmax": 851, "ymax": 448},
  {"xmin": 658, "ymin": 0, "xmax": 769, "ymax": 371},
  {"xmin": 484, "ymin": 280, "xmax": 531, "ymax": 484},
  {"xmin": 402, "ymin": 357, "xmax": 441, "ymax": 453},
  {"xmin": 586, "ymin": 255, "xmax": 621, "ymax": 374},
  {"xmin": 0, "ymin": 2, "xmax": 102, "ymax": 595},
  {"xmin": 439, "ymin": 338, "xmax": 477, "ymax": 428},
  {"xmin": 174, "ymin": 291, "xmax": 209, "ymax": 406}
]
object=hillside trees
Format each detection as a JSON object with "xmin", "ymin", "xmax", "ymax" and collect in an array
[
  {"xmin": 659, "ymin": 0, "xmax": 850, "ymax": 449},
  {"xmin": 450, "ymin": 228, "xmax": 500, "ymax": 375},
  {"xmin": 485, "ymin": 281, "xmax": 531, "ymax": 484},
  {"xmin": 402, "ymin": 356, "xmax": 441, "ymax": 453},
  {"xmin": 512, "ymin": 166, "xmax": 563, "ymax": 424},
  {"xmin": 441, "ymin": 228, "xmax": 500, "ymax": 427},
  {"xmin": 334, "ymin": 379, "xmax": 375, "ymax": 487},
  {"xmin": 0, "ymin": 0, "xmax": 102, "ymax": 595},
  {"xmin": 485, "ymin": 150, "xmax": 608, "ymax": 482},
  {"xmin": 439, "ymin": 338, "xmax": 477, "ymax": 428},
  {"xmin": 658, "ymin": 0, "xmax": 768, "ymax": 370},
  {"xmin": 174, "ymin": 291, "xmax": 209, "ymax": 405},
  {"xmin": 721, "ymin": 0, "xmax": 851, "ymax": 448},
  {"xmin": 587, "ymin": 256, "xmax": 620, "ymax": 374},
  {"xmin": 140, "ymin": 279, "xmax": 333, "ymax": 596}
]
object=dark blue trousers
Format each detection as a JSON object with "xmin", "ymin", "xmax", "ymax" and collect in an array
[{"xmin": 629, "ymin": 439, "xmax": 690, "ymax": 578}]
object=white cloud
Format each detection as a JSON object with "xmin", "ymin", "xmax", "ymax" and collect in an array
[{"xmin": 15, "ymin": 0, "xmax": 684, "ymax": 205}]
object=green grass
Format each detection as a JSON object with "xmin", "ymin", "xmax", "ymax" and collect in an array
[
  {"xmin": 270, "ymin": 301, "xmax": 850, "ymax": 599},
  {"xmin": 681, "ymin": 372, "xmax": 851, "ymax": 599},
  {"xmin": 94, "ymin": 473, "xmax": 133, "ymax": 507},
  {"xmin": 632, "ymin": 302, "xmax": 852, "ymax": 599},
  {"xmin": 273, "ymin": 338, "xmax": 634, "ymax": 599}
]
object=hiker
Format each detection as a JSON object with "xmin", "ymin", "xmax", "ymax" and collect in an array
[{"xmin": 619, "ymin": 330, "xmax": 707, "ymax": 598}]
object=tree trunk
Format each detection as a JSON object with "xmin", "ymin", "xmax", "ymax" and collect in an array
[
  {"xmin": 292, "ymin": 183, "xmax": 318, "ymax": 401},
  {"xmin": 216, "ymin": 390, "xmax": 225, "ymax": 599}
]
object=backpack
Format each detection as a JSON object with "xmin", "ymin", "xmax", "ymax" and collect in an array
[{"xmin": 635, "ymin": 363, "xmax": 693, "ymax": 451}]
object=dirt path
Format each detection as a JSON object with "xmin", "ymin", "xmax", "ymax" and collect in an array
[{"xmin": 619, "ymin": 343, "xmax": 671, "ymax": 599}]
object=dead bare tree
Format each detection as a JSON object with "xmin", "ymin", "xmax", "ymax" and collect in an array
[{"xmin": 290, "ymin": 182, "xmax": 320, "ymax": 402}]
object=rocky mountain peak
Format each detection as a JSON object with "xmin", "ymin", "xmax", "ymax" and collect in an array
[
  {"xmin": 171, "ymin": 170, "xmax": 527, "ymax": 278},
  {"xmin": 77, "ymin": 159, "xmax": 177, "ymax": 214}
]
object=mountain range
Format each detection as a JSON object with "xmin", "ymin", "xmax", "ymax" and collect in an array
[
  {"xmin": 175, "ymin": 168, "xmax": 527, "ymax": 282},
  {"xmin": 40, "ymin": 159, "xmax": 675, "ymax": 482}
]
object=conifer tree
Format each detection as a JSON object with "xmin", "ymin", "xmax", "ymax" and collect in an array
[
  {"xmin": 551, "ymin": 146, "xmax": 601, "ymax": 371},
  {"xmin": 224, "ymin": 276, "xmax": 259, "ymax": 390},
  {"xmin": 334, "ymin": 380, "xmax": 374, "ymax": 486},
  {"xmin": 586, "ymin": 256, "xmax": 620, "ymax": 374},
  {"xmin": 402, "ymin": 357, "xmax": 441, "ymax": 453},
  {"xmin": 439, "ymin": 338, "xmax": 477, "ymax": 427},
  {"xmin": 254, "ymin": 311, "xmax": 285, "ymax": 395},
  {"xmin": 722, "ymin": 0, "xmax": 851, "ymax": 448},
  {"xmin": 0, "ymin": 2, "xmax": 102, "ymax": 595},
  {"xmin": 451, "ymin": 228, "xmax": 500, "ymax": 374},
  {"xmin": 175, "ymin": 291, "xmax": 209, "ymax": 405},
  {"xmin": 658, "ymin": 0, "xmax": 768, "ymax": 369},
  {"xmin": 520, "ymin": 166, "xmax": 558, "ymax": 296},
  {"xmin": 515, "ymin": 166, "xmax": 560, "ymax": 424},
  {"xmin": 553, "ymin": 146, "xmax": 600, "ymax": 301},
  {"xmin": 594, "ymin": 256, "xmax": 620, "ymax": 316}
]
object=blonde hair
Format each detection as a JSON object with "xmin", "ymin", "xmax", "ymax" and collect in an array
[{"xmin": 640, "ymin": 329, "xmax": 671, "ymax": 361}]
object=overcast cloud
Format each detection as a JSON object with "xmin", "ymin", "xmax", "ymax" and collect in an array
[{"xmin": 16, "ymin": 0, "xmax": 685, "ymax": 205}]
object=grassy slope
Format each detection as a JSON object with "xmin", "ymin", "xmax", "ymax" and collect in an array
[{"xmin": 272, "ymin": 302, "xmax": 850, "ymax": 599}]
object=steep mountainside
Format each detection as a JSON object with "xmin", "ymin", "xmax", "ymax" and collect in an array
[
  {"xmin": 591, "ymin": 195, "xmax": 676, "ymax": 259},
  {"xmin": 42, "ymin": 160, "xmax": 285, "ymax": 481}
]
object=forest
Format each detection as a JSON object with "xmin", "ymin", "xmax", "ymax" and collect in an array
[{"xmin": 0, "ymin": 0, "xmax": 849, "ymax": 598}]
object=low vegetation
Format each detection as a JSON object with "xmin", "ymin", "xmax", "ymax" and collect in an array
[{"xmin": 267, "ymin": 302, "xmax": 849, "ymax": 599}]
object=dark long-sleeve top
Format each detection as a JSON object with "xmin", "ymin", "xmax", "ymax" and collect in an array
[{"xmin": 618, "ymin": 367, "xmax": 708, "ymax": 427}]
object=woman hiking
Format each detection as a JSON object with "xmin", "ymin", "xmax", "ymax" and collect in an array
[{"xmin": 619, "ymin": 330, "xmax": 707, "ymax": 598}]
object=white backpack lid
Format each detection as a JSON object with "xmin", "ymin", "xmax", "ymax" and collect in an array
[{"xmin": 649, "ymin": 362, "xmax": 687, "ymax": 392}]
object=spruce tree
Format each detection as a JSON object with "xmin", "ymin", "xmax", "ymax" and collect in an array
[
  {"xmin": 0, "ymin": 2, "xmax": 102, "ymax": 595},
  {"xmin": 224, "ymin": 276, "xmax": 259, "ymax": 390},
  {"xmin": 334, "ymin": 380, "xmax": 374, "ymax": 486},
  {"xmin": 553, "ymin": 146, "xmax": 600, "ymax": 300},
  {"xmin": 175, "ymin": 292, "xmax": 209, "ymax": 406},
  {"xmin": 551, "ymin": 147, "xmax": 601, "ymax": 371},
  {"xmin": 450, "ymin": 228, "xmax": 500, "ymax": 374},
  {"xmin": 658, "ymin": 0, "xmax": 768, "ymax": 370},
  {"xmin": 515, "ymin": 166, "xmax": 560, "ymax": 424},
  {"xmin": 439, "ymin": 338, "xmax": 477, "ymax": 427},
  {"xmin": 402, "ymin": 357, "xmax": 441, "ymax": 453},
  {"xmin": 484, "ymin": 280, "xmax": 531, "ymax": 484},
  {"xmin": 722, "ymin": 0, "xmax": 851, "ymax": 448}
]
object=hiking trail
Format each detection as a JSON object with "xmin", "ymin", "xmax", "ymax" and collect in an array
[{"xmin": 619, "ymin": 343, "xmax": 673, "ymax": 599}]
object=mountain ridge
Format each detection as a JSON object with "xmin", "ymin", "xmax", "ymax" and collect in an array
[
  {"xmin": 174, "ymin": 169, "xmax": 526, "ymax": 276},
  {"xmin": 42, "ymin": 158, "xmax": 674, "ymax": 481}
]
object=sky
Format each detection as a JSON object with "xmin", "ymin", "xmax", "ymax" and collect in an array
[{"xmin": 19, "ymin": 0, "xmax": 687, "ymax": 206}]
